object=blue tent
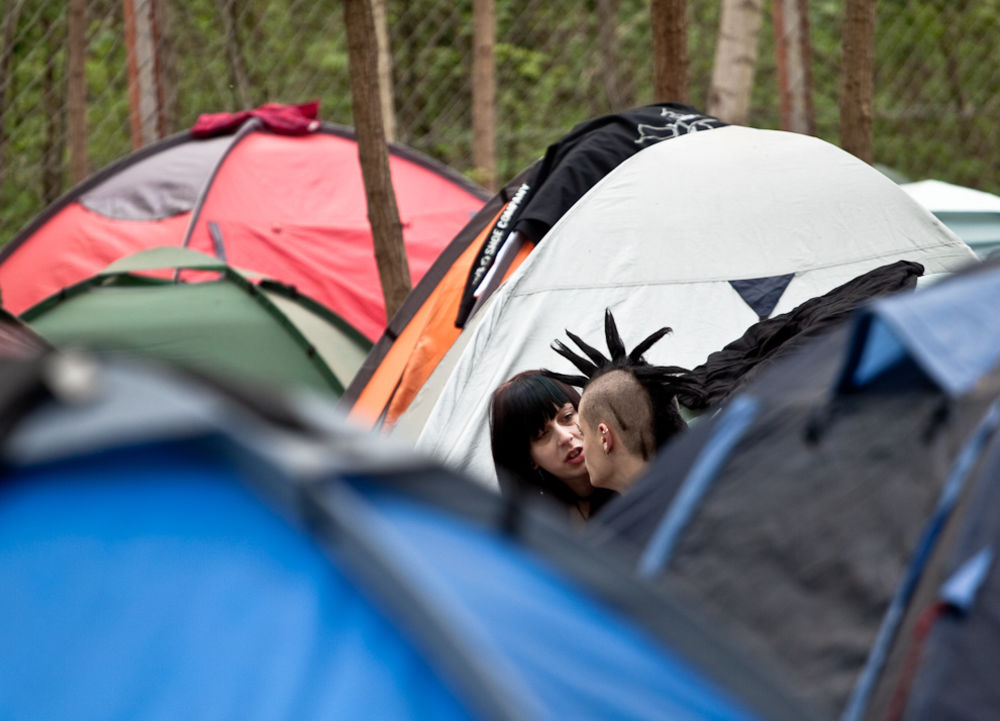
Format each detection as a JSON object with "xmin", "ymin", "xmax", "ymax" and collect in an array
[
  {"xmin": 590, "ymin": 258, "xmax": 1000, "ymax": 719},
  {"xmin": 0, "ymin": 352, "xmax": 810, "ymax": 721}
]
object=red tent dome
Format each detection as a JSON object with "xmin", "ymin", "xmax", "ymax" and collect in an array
[{"xmin": 0, "ymin": 104, "xmax": 487, "ymax": 341}]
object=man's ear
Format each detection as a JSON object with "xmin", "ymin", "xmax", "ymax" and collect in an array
[{"xmin": 598, "ymin": 422, "xmax": 612, "ymax": 454}]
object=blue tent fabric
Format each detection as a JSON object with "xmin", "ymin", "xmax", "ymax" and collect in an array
[
  {"xmin": 346, "ymin": 484, "xmax": 762, "ymax": 721},
  {"xmin": 838, "ymin": 263, "xmax": 1000, "ymax": 396},
  {"xmin": 636, "ymin": 396, "xmax": 761, "ymax": 579},
  {"xmin": 0, "ymin": 443, "xmax": 475, "ymax": 721},
  {"xmin": 0, "ymin": 354, "xmax": 808, "ymax": 721},
  {"xmin": 939, "ymin": 548, "xmax": 994, "ymax": 612},
  {"xmin": 840, "ymin": 396, "xmax": 1000, "ymax": 721},
  {"xmin": 892, "ymin": 420, "xmax": 1000, "ymax": 721}
]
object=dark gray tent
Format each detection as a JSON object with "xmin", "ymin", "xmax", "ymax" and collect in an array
[
  {"xmin": 588, "ymin": 258, "xmax": 1000, "ymax": 720},
  {"xmin": 0, "ymin": 308, "xmax": 49, "ymax": 357}
]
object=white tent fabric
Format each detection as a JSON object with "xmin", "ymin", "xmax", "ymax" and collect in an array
[
  {"xmin": 408, "ymin": 126, "xmax": 978, "ymax": 487},
  {"xmin": 901, "ymin": 179, "xmax": 1000, "ymax": 258},
  {"xmin": 901, "ymin": 179, "xmax": 1000, "ymax": 213}
]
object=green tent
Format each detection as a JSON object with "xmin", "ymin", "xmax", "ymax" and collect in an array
[{"xmin": 22, "ymin": 247, "xmax": 370, "ymax": 397}]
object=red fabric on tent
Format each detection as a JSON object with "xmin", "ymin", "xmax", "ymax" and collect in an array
[
  {"xmin": 191, "ymin": 101, "xmax": 320, "ymax": 138},
  {"xmin": 0, "ymin": 206, "xmax": 190, "ymax": 313},
  {"xmin": 0, "ymin": 121, "xmax": 485, "ymax": 341},
  {"xmin": 182, "ymin": 131, "xmax": 480, "ymax": 339}
]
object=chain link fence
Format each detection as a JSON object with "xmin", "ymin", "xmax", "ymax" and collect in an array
[{"xmin": 2, "ymin": 1, "xmax": 998, "ymax": 245}]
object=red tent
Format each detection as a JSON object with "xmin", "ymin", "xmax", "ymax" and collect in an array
[{"xmin": 0, "ymin": 103, "xmax": 488, "ymax": 341}]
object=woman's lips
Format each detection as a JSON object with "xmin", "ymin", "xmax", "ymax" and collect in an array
[{"xmin": 566, "ymin": 447, "xmax": 585, "ymax": 464}]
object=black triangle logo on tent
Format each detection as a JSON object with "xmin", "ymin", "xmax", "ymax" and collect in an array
[{"xmin": 729, "ymin": 273, "xmax": 795, "ymax": 319}]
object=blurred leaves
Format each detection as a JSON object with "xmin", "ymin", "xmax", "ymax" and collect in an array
[{"xmin": 1, "ymin": 0, "xmax": 999, "ymax": 246}]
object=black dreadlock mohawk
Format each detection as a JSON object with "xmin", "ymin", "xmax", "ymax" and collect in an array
[
  {"xmin": 546, "ymin": 309, "xmax": 690, "ymax": 385},
  {"xmin": 544, "ymin": 309, "xmax": 705, "ymax": 447}
]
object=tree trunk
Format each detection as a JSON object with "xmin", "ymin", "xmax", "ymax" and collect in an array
[
  {"xmin": 707, "ymin": 0, "xmax": 764, "ymax": 125},
  {"xmin": 344, "ymin": 0, "xmax": 411, "ymax": 320},
  {"xmin": 0, "ymin": 0, "xmax": 25, "ymax": 193},
  {"xmin": 472, "ymin": 0, "xmax": 497, "ymax": 191},
  {"xmin": 156, "ymin": 0, "xmax": 178, "ymax": 133},
  {"xmin": 67, "ymin": 0, "xmax": 89, "ymax": 184},
  {"xmin": 651, "ymin": 0, "xmax": 688, "ymax": 103},
  {"xmin": 773, "ymin": 0, "xmax": 815, "ymax": 134},
  {"xmin": 597, "ymin": 0, "xmax": 632, "ymax": 110},
  {"xmin": 839, "ymin": 0, "xmax": 877, "ymax": 163},
  {"xmin": 371, "ymin": 0, "xmax": 396, "ymax": 142},
  {"xmin": 215, "ymin": 0, "xmax": 252, "ymax": 108},
  {"xmin": 42, "ymin": 11, "xmax": 65, "ymax": 205},
  {"xmin": 123, "ymin": 0, "xmax": 166, "ymax": 149}
]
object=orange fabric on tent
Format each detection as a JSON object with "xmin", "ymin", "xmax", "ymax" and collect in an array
[{"xmin": 349, "ymin": 207, "xmax": 532, "ymax": 429}]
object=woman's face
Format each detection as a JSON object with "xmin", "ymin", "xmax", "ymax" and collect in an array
[{"xmin": 529, "ymin": 402, "xmax": 588, "ymax": 485}]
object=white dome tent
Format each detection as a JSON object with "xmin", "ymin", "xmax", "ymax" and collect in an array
[{"xmin": 402, "ymin": 124, "xmax": 977, "ymax": 486}]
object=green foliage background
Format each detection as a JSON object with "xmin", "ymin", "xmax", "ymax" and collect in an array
[{"xmin": 1, "ymin": 0, "xmax": 998, "ymax": 246}]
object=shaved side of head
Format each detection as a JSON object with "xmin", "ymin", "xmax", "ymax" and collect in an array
[{"xmin": 579, "ymin": 370, "xmax": 657, "ymax": 461}]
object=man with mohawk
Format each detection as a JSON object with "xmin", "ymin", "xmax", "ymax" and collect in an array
[{"xmin": 546, "ymin": 309, "xmax": 702, "ymax": 494}]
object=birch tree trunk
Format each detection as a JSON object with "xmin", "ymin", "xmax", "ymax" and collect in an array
[
  {"xmin": 707, "ymin": 0, "xmax": 764, "ymax": 125},
  {"xmin": 773, "ymin": 0, "xmax": 815, "ymax": 134},
  {"xmin": 371, "ymin": 0, "xmax": 396, "ymax": 142},
  {"xmin": 472, "ymin": 0, "xmax": 497, "ymax": 191},
  {"xmin": 344, "ymin": 0, "xmax": 411, "ymax": 320},
  {"xmin": 651, "ymin": 0, "xmax": 688, "ymax": 103},
  {"xmin": 67, "ymin": 0, "xmax": 89, "ymax": 184},
  {"xmin": 840, "ymin": 0, "xmax": 877, "ymax": 163},
  {"xmin": 123, "ymin": 0, "xmax": 166, "ymax": 149}
]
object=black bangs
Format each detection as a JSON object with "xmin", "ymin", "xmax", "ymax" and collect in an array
[
  {"xmin": 490, "ymin": 371, "xmax": 581, "ymax": 493},
  {"xmin": 506, "ymin": 374, "xmax": 576, "ymax": 436}
]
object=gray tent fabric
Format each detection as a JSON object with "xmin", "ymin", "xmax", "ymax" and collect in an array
[
  {"xmin": 80, "ymin": 137, "xmax": 232, "ymax": 221},
  {"xmin": 895, "ymin": 442, "xmax": 1000, "ymax": 720},
  {"xmin": 588, "ymin": 259, "xmax": 1000, "ymax": 718},
  {"xmin": 0, "ymin": 308, "xmax": 50, "ymax": 358}
]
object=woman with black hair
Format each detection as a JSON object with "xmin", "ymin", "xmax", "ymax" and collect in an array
[{"xmin": 489, "ymin": 370, "xmax": 617, "ymax": 521}]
